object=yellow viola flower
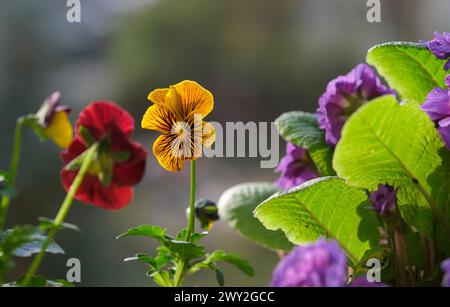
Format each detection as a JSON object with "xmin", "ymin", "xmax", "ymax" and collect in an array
[
  {"xmin": 141, "ymin": 80, "xmax": 216, "ymax": 171},
  {"xmin": 36, "ymin": 92, "xmax": 73, "ymax": 148}
]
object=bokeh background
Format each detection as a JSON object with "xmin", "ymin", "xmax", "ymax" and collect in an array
[{"xmin": 0, "ymin": 0, "xmax": 449, "ymax": 286}]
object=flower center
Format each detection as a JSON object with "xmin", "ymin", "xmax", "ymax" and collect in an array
[
  {"xmin": 343, "ymin": 93, "xmax": 367, "ymax": 116},
  {"xmin": 172, "ymin": 122, "xmax": 191, "ymax": 139}
]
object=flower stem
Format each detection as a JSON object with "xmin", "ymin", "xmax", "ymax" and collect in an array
[
  {"xmin": 393, "ymin": 231, "xmax": 406, "ymax": 286},
  {"xmin": 185, "ymin": 160, "xmax": 197, "ymax": 241},
  {"xmin": 21, "ymin": 143, "xmax": 99, "ymax": 286},
  {"xmin": 396, "ymin": 230, "xmax": 416, "ymax": 286},
  {"xmin": 0, "ymin": 117, "xmax": 25, "ymax": 230},
  {"xmin": 173, "ymin": 160, "xmax": 197, "ymax": 287}
]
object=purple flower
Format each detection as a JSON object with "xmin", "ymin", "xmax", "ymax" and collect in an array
[
  {"xmin": 271, "ymin": 238, "xmax": 347, "ymax": 287},
  {"xmin": 422, "ymin": 32, "xmax": 450, "ymax": 71},
  {"xmin": 349, "ymin": 277, "xmax": 388, "ymax": 287},
  {"xmin": 422, "ymin": 75, "xmax": 450, "ymax": 149},
  {"xmin": 317, "ymin": 64, "xmax": 395, "ymax": 146},
  {"xmin": 442, "ymin": 258, "xmax": 450, "ymax": 287},
  {"xmin": 369, "ymin": 184, "xmax": 398, "ymax": 216},
  {"xmin": 275, "ymin": 142, "xmax": 317, "ymax": 189}
]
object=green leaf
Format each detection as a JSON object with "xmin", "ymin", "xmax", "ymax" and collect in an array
[
  {"xmin": 218, "ymin": 182, "xmax": 293, "ymax": 251},
  {"xmin": 175, "ymin": 229, "xmax": 207, "ymax": 243},
  {"xmin": 111, "ymin": 151, "xmax": 132, "ymax": 162},
  {"xmin": 208, "ymin": 250, "xmax": 254, "ymax": 276},
  {"xmin": 124, "ymin": 253, "xmax": 158, "ymax": 267},
  {"xmin": 333, "ymin": 95, "xmax": 450, "ymax": 238},
  {"xmin": 116, "ymin": 225, "xmax": 167, "ymax": 241},
  {"xmin": 0, "ymin": 226, "xmax": 64, "ymax": 258},
  {"xmin": 149, "ymin": 270, "xmax": 172, "ymax": 287},
  {"xmin": 275, "ymin": 111, "xmax": 335, "ymax": 176},
  {"xmin": 255, "ymin": 177, "xmax": 380, "ymax": 263},
  {"xmin": 12, "ymin": 233, "xmax": 64, "ymax": 257},
  {"xmin": 124, "ymin": 248, "xmax": 171, "ymax": 271},
  {"xmin": 78, "ymin": 126, "xmax": 96, "ymax": 147},
  {"xmin": 163, "ymin": 240, "xmax": 205, "ymax": 261},
  {"xmin": 38, "ymin": 217, "xmax": 80, "ymax": 233},
  {"xmin": 366, "ymin": 42, "xmax": 448, "ymax": 103}
]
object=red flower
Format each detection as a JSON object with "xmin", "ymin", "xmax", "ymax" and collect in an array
[{"xmin": 61, "ymin": 102, "xmax": 147, "ymax": 210}]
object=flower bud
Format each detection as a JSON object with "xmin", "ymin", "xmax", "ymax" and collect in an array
[{"xmin": 190, "ymin": 198, "xmax": 220, "ymax": 230}]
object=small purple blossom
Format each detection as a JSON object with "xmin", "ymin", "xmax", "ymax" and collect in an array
[
  {"xmin": 317, "ymin": 64, "xmax": 395, "ymax": 146},
  {"xmin": 271, "ymin": 238, "xmax": 347, "ymax": 287},
  {"xmin": 275, "ymin": 142, "xmax": 317, "ymax": 189},
  {"xmin": 349, "ymin": 277, "xmax": 388, "ymax": 287},
  {"xmin": 369, "ymin": 184, "xmax": 398, "ymax": 216},
  {"xmin": 36, "ymin": 92, "xmax": 71, "ymax": 128},
  {"xmin": 441, "ymin": 258, "xmax": 450, "ymax": 287},
  {"xmin": 422, "ymin": 76, "xmax": 450, "ymax": 149},
  {"xmin": 422, "ymin": 32, "xmax": 450, "ymax": 71}
]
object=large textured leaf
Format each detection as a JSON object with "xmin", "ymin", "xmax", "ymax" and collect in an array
[
  {"xmin": 276, "ymin": 111, "xmax": 335, "ymax": 176},
  {"xmin": 255, "ymin": 177, "xmax": 380, "ymax": 263},
  {"xmin": 218, "ymin": 183, "xmax": 293, "ymax": 251},
  {"xmin": 367, "ymin": 42, "xmax": 448, "ymax": 103},
  {"xmin": 333, "ymin": 95, "xmax": 450, "ymax": 239}
]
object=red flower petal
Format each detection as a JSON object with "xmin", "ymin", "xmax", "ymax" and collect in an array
[
  {"xmin": 61, "ymin": 170, "xmax": 133, "ymax": 210},
  {"xmin": 106, "ymin": 126, "xmax": 147, "ymax": 186},
  {"xmin": 61, "ymin": 137, "xmax": 87, "ymax": 164},
  {"xmin": 113, "ymin": 141, "xmax": 147, "ymax": 186},
  {"xmin": 76, "ymin": 101, "xmax": 135, "ymax": 141}
]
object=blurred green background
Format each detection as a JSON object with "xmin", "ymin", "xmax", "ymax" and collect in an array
[{"xmin": 0, "ymin": 0, "xmax": 448, "ymax": 286}]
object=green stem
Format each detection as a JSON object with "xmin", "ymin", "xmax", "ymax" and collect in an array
[
  {"xmin": 173, "ymin": 260, "xmax": 185, "ymax": 287},
  {"xmin": 173, "ymin": 160, "xmax": 196, "ymax": 287},
  {"xmin": 0, "ymin": 118, "xmax": 25, "ymax": 230},
  {"xmin": 21, "ymin": 143, "xmax": 99, "ymax": 286},
  {"xmin": 185, "ymin": 160, "xmax": 196, "ymax": 241}
]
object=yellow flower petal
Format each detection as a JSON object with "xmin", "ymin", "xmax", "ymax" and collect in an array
[
  {"xmin": 166, "ymin": 80, "xmax": 214, "ymax": 118},
  {"xmin": 202, "ymin": 121, "xmax": 215, "ymax": 147},
  {"xmin": 153, "ymin": 134, "xmax": 186, "ymax": 172},
  {"xmin": 147, "ymin": 88, "xmax": 169, "ymax": 105},
  {"xmin": 141, "ymin": 104, "xmax": 175, "ymax": 133},
  {"xmin": 45, "ymin": 111, "xmax": 73, "ymax": 148}
]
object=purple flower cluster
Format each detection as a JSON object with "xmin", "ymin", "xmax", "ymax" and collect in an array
[
  {"xmin": 421, "ymin": 75, "xmax": 450, "ymax": 149},
  {"xmin": 422, "ymin": 32, "xmax": 450, "ymax": 71},
  {"xmin": 271, "ymin": 238, "xmax": 347, "ymax": 287},
  {"xmin": 317, "ymin": 64, "xmax": 395, "ymax": 146},
  {"xmin": 369, "ymin": 184, "xmax": 398, "ymax": 216},
  {"xmin": 275, "ymin": 142, "xmax": 317, "ymax": 189}
]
